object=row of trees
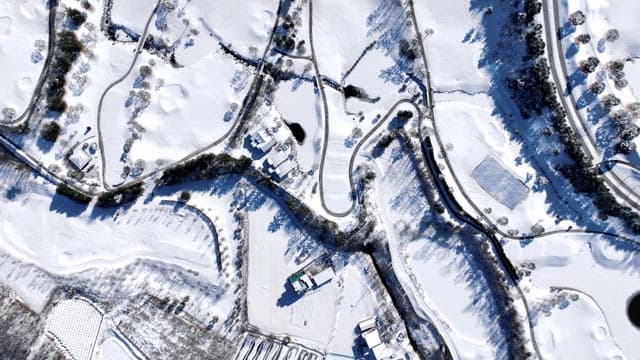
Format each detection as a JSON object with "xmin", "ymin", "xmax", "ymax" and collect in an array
[
  {"xmin": 518, "ymin": 4, "xmax": 640, "ymax": 232},
  {"xmin": 45, "ymin": 9, "xmax": 85, "ymax": 117},
  {"xmin": 158, "ymin": 153, "xmax": 252, "ymax": 186}
]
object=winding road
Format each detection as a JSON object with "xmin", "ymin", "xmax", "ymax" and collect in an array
[{"xmin": 541, "ymin": 0, "xmax": 640, "ymax": 210}]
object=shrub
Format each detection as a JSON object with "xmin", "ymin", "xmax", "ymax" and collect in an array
[
  {"xmin": 179, "ymin": 191, "xmax": 191, "ymax": 202},
  {"xmin": 97, "ymin": 183, "xmax": 144, "ymax": 207},
  {"xmin": 41, "ymin": 121, "xmax": 61, "ymax": 142},
  {"xmin": 159, "ymin": 154, "xmax": 252, "ymax": 186},
  {"xmin": 67, "ymin": 8, "xmax": 86, "ymax": 28}
]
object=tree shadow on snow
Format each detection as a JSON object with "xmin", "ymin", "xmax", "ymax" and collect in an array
[
  {"xmin": 48, "ymin": 192, "xmax": 88, "ymax": 217},
  {"xmin": 276, "ymin": 281, "xmax": 303, "ymax": 307}
]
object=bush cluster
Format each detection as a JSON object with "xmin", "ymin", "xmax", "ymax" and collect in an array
[
  {"xmin": 46, "ymin": 30, "xmax": 83, "ymax": 114},
  {"xmin": 56, "ymin": 183, "xmax": 92, "ymax": 204},
  {"xmin": 96, "ymin": 183, "xmax": 144, "ymax": 207},
  {"xmin": 40, "ymin": 121, "xmax": 61, "ymax": 142},
  {"xmin": 159, "ymin": 153, "xmax": 252, "ymax": 186}
]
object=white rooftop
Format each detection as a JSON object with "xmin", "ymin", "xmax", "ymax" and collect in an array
[
  {"xmin": 250, "ymin": 128, "xmax": 276, "ymax": 152},
  {"xmin": 69, "ymin": 148, "xmax": 91, "ymax": 171},
  {"xmin": 266, "ymin": 149, "xmax": 289, "ymax": 168},
  {"xmin": 362, "ymin": 329, "xmax": 381, "ymax": 348},
  {"xmin": 371, "ymin": 343, "xmax": 393, "ymax": 360},
  {"xmin": 274, "ymin": 160, "xmax": 296, "ymax": 178},
  {"xmin": 311, "ymin": 267, "xmax": 334, "ymax": 287},
  {"xmin": 358, "ymin": 317, "xmax": 376, "ymax": 333}
]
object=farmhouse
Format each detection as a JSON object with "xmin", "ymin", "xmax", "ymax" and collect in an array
[
  {"xmin": 288, "ymin": 256, "xmax": 334, "ymax": 294},
  {"xmin": 249, "ymin": 127, "xmax": 276, "ymax": 153},
  {"xmin": 69, "ymin": 147, "xmax": 92, "ymax": 171}
]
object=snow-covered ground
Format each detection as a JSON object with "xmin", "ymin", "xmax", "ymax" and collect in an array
[
  {"xmin": 374, "ymin": 140, "xmax": 505, "ymax": 359},
  {"xmin": 504, "ymin": 232, "xmax": 640, "ymax": 358},
  {"xmin": 530, "ymin": 287, "xmax": 624, "ymax": 359},
  {"xmin": 412, "ymin": 0, "xmax": 489, "ymax": 93},
  {"xmin": 273, "ymin": 77, "xmax": 321, "ymax": 173},
  {"xmin": 433, "ymin": 91, "xmax": 576, "ymax": 235},
  {"xmin": 0, "ymin": 0, "xmax": 49, "ymax": 121},
  {"xmin": 246, "ymin": 189, "xmax": 339, "ymax": 351},
  {"xmin": 100, "ymin": 45, "xmax": 252, "ymax": 186},
  {"xmin": 0, "ymin": 189, "xmax": 221, "ymax": 281},
  {"xmin": 311, "ymin": 0, "xmax": 381, "ymax": 82},
  {"xmin": 110, "ymin": 0, "xmax": 158, "ymax": 36},
  {"xmin": 95, "ymin": 337, "xmax": 138, "ymax": 360},
  {"xmin": 148, "ymin": 0, "xmax": 277, "ymax": 63}
]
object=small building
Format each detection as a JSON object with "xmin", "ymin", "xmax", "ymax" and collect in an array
[
  {"xmin": 311, "ymin": 267, "xmax": 334, "ymax": 287},
  {"xmin": 371, "ymin": 343, "xmax": 393, "ymax": 360},
  {"xmin": 288, "ymin": 256, "xmax": 334, "ymax": 295},
  {"xmin": 69, "ymin": 147, "xmax": 91, "ymax": 171},
  {"xmin": 273, "ymin": 160, "xmax": 296, "ymax": 179},
  {"xmin": 249, "ymin": 127, "xmax": 276, "ymax": 153},
  {"xmin": 358, "ymin": 317, "xmax": 376, "ymax": 333},
  {"xmin": 266, "ymin": 148, "xmax": 289, "ymax": 168},
  {"xmin": 288, "ymin": 271, "xmax": 313, "ymax": 294},
  {"xmin": 360, "ymin": 320, "xmax": 393, "ymax": 360}
]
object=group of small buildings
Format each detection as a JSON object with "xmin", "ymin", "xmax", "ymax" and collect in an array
[
  {"xmin": 288, "ymin": 256, "xmax": 334, "ymax": 295},
  {"xmin": 248, "ymin": 116, "xmax": 297, "ymax": 180},
  {"xmin": 358, "ymin": 317, "xmax": 393, "ymax": 360}
]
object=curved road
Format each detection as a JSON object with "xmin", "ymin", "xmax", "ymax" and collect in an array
[
  {"xmin": 541, "ymin": 0, "xmax": 640, "ymax": 210},
  {"xmin": 96, "ymin": 0, "xmax": 160, "ymax": 190},
  {"xmin": 0, "ymin": 0, "xmax": 57, "ymax": 127},
  {"xmin": 95, "ymin": 0, "xmax": 283, "ymax": 191}
]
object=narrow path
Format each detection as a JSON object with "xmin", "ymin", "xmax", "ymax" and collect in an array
[
  {"xmin": 95, "ymin": 0, "xmax": 283, "ymax": 191},
  {"xmin": 0, "ymin": 0, "xmax": 58, "ymax": 127},
  {"xmin": 96, "ymin": 0, "xmax": 160, "ymax": 190}
]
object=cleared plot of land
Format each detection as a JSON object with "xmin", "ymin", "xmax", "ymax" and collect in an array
[
  {"xmin": 246, "ymin": 192, "xmax": 337, "ymax": 350},
  {"xmin": 0, "ymin": 191, "xmax": 220, "ymax": 281},
  {"xmin": 504, "ymin": 233, "xmax": 640, "ymax": 357},
  {"xmin": 0, "ymin": 0, "xmax": 49, "ymax": 119},
  {"xmin": 472, "ymin": 156, "xmax": 529, "ymax": 210},
  {"xmin": 46, "ymin": 298, "xmax": 103, "ymax": 360}
]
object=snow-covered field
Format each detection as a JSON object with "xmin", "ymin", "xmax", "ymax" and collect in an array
[
  {"xmin": 0, "ymin": 0, "xmax": 48, "ymax": 121},
  {"xmin": 412, "ymin": 0, "xmax": 489, "ymax": 93},
  {"xmin": 149, "ymin": 0, "xmax": 278, "ymax": 63},
  {"xmin": 273, "ymin": 77, "xmax": 321, "ymax": 172},
  {"xmin": 100, "ymin": 45, "xmax": 252, "ymax": 186},
  {"xmin": 374, "ymin": 140, "xmax": 504, "ymax": 359},
  {"xmin": 505, "ymin": 233, "xmax": 640, "ymax": 358},
  {"xmin": 531, "ymin": 287, "xmax": 624, "ymax": 359},
  {"xmin": 96, "ymin": 337, "xmax": 138, "ymax": 360},
  {"xmin": 46, "ymin": 298, "xmax": 104, "ymax": 360},
  {"xmin": 246, "ymin": 190, "xmax": 338, "ymax": 351},
  {"xmin": 433, "ymin": 92, "xmax": 576, "ymax": 234}
]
